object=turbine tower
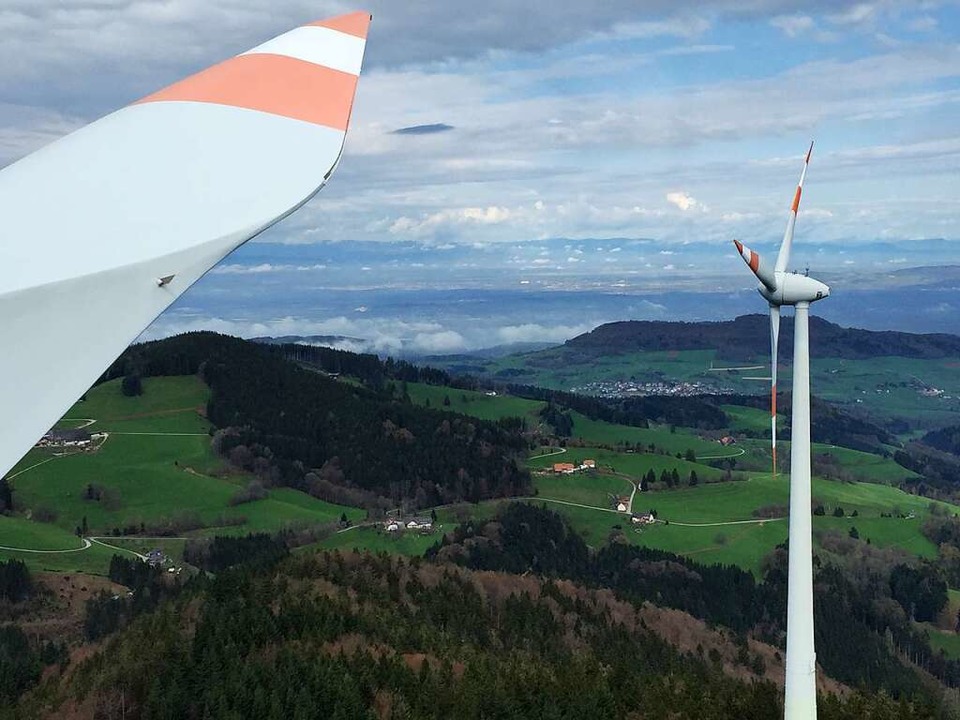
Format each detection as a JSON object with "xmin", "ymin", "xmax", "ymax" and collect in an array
[{"xmin": 732, "ymin": 142, "xmax": 829, "ymax": 720}]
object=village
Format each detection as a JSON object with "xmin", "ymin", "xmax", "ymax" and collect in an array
[{"xmin": 570, "ymin": 379, "xmax": 730, "ymax": 398}]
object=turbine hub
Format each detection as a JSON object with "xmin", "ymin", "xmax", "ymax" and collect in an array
[{"xmin": 760, "ymin": 272, "xmax": 830, "ymax": 307}]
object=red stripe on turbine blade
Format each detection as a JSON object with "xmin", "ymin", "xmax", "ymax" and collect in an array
[
  {"xmin": 791, "ymin": 186, "xmax": 802, "ymax": 213},
  {"xmin": 136, "ymin": 54, "xmax": 359, "ymax": 130},
  {"xmin": 771, "ymin": 383, "xmax": 777, "ymax": 416},
  {"xmin": 308, "ymin": 12, "xmax": 371, "ymax": 39},
  {"xmin": 749, "ymin": 251, "xmax": 760, "ymax": 273}
]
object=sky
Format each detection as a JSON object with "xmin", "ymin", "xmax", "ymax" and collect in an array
[{"xmin": 2, "ymin": 1, "xmax": 959, "ymax": 351}]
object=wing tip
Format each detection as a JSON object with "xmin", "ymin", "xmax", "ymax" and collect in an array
[{"xmin": 309, "ymin": 11, "xmax": 372, "ymax": 39}]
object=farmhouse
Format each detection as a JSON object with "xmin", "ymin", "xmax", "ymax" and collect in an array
[
  {"xmin": 553, "ymin": 462, "xmax": 576, "ymax": 474},
  {"xmin": 719, "ymin": 436, "xmax": 737, "ymax": 446},
  {"xmin": 582, "ymin": 459, "xmax": 596, "ymax": 469},
  {"xmin": 406, "ymin": 517, "xmax": 433, "ymax": 531},
  {"xmin": 616, "ymin": 496, "xmax": 630, "ymax": 513},
  {"xmin": 37, "ymin": 428, "xmax": 92, "ymax": 449},
  {"xmin": 631, "ymin": 512, "xmax": 656, "ymax": 525}
]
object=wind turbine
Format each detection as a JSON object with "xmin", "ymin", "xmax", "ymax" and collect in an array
[{"xmin": 732, "ymin": 142, "xmax": 829, "ymax": 720}]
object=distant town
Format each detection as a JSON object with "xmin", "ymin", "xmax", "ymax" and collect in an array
[{"xmin": 571, "ymin": 379, "xmax": 733, "ymax": 398}]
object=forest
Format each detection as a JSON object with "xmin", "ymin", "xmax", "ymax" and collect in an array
[
  {"xmin": 430, "ymin": 504, "xmax": 960, "ymax": 698},
  {"xmin": 101, "ymin": 333, "xmax": 531, "ymax": 509},
  {"xmin": 4, "ymin": 535, "xmax": 943, "ymax": 720}
]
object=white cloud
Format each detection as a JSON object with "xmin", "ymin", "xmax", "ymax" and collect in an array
[
  {"xmin": 496, "ymin": 322, "xmax": 596, "ymax": 344},
  {"xmin": 389, "ymin": 206, "xmax": 513, "ymax": 237},
  {"xmin": 907, "ymin": 15, "xmax": 937, "ymax": 33},
  {"xmin": 771, "ymin": 15, "xmax": 815, "ymax": 37},
  {"xmin": 212, "ymin": 263, "xmax": 327, "ymax": 275},
  {"xmin": 411, "ymin": 330, "xmax": 466, "ymax": 353},
  {"xmin": 666, "ymin": 191, "xmax": 700, "ymax": 211}
]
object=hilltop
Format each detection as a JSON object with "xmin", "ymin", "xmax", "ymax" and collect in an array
[{"xmin": 567, "ymin": 315, "xmax": 960, "ymax": 362}]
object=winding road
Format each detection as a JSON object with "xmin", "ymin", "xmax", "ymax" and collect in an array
[{"xmin": 0, "ymin": 538, "xmax": 92, "ymax": 553}]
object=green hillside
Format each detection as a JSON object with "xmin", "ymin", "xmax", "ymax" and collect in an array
[{"xmin": 1, "ymin": 376, "xmax": 362, "ymax": 574}]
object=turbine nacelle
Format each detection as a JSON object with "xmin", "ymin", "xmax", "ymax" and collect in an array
[
  {"xmin": 759, "ymin": 272, "xmax": 830, "ymax": 307},
  {"xmin": 733, "ymin": 239, "xmax": 830, "ymax": 306}
]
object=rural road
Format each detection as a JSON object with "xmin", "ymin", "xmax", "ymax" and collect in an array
[
  {"xmin": 513, "ymin": 496, "xmax": 623, "ymax": 515},
  {"xmin": 0, "ymin": 536, "xmax": 189, "ymax": 558},
  {"xmin": 666, "ymin": 517, "xmax": 785, "ymax": 528},
  {"xmin": 0, "ymin": 538, "xmax": 91, "ymax": 553},
  {"xmin": 626, "ymin": 481, "xmax": 638, "ymax": 515},
  {"xmin": 697, "ymin": 447, "xmax": 746, "ymax": 460},
  {"xmin": 532, "ymin": 447, "xmax": 568, "ymax": 459}
]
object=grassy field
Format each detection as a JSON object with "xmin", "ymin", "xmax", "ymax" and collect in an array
[
  {"xmin": 466, "ymin": 348, "xmax": 722, "ymax": 391},
  {"xmin": 316, "ymin": 526, "xmax": 442, "ymax": 556},
  {"xmin": 528, "ymin": 447, "xmax": 725, "ymax": 492},
  {"xmin": 721, "ymin": 404, "xmax": 780, "ymax": 434},
  {"xmin": 568, "ymin": 412, "xmax": 723, "ymax": 456},
  {"xmin": 533, "ymin": 473, "xmax": 633, "ymax": 508},
  {"xmin": 407, "ymin": 380, "xmax": 731, "ymax": 460},
  {"xmin": 311, "ymin": 467, "xmax": 953, "ymax": 576},
  {"xmin": 406, "ymin": 382, "xmax": 546, "ymax": 423},
  {"xmin": 1, "ymin": 376, "xmax": 363, "ymax": 575},
  {"xmin": 431, "ymin": 347, "xmax": 960, "ymax": 432},
  {"xmin": 0, "ymin": 514, "xmax": 89, "ymax": 551}
]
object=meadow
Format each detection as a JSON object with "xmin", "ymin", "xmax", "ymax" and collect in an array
[
  {"xmin": 1, "ymin": 376, "xmax": 362, "ymax": 574},
  {"xmin": 441, "ymin": 347, "xmax": 960, "ymax": 433},
  {"xmin": 406, "ymin": 382, "xmax": 546, "ymax": 422}
]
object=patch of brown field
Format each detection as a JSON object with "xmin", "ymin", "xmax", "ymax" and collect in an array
[
  {"xmin": 38, "ymin": 573, "xmax": 126, "ymax": 614},
  {"xmin": 401, "ymin": 651, "xmax": 448, "ymax": 674},
  {"xmin": 322, "ymin": 632, "xmax": 392, "ymax": 660},
  {"xmin": 14, "ymin": 574, "xmax": 126, "ymax": 647},
  {"xmin": 639, "ymin": 604, "xmax": 847, "ymax": 696}
]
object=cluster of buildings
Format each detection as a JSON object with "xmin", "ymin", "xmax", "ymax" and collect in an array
[
  {"xmin": 570, "ymin": 380, "xmax": 728, "ymax": 398},
  {"xmin": 552, "ymin": 459, "xmax": 596, "ymax": 474},
  {"xmin": 36, "ymin": 428, "xmax": 95, "ymax": 449},
  {"xmin": 383, "ymin": 516, "xmax": 435, "ymax": 534},
  {"xmin": 631, "ymin": 512, "xmax": 657, "ymax": 525}
]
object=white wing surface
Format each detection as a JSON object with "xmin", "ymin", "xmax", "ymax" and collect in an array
[{"xmin": 0, "ymin": 12, "xmax": 371, "ymax": 479}]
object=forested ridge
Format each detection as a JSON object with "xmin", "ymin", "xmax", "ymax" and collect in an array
[
  {"xmin": 566, "ymin": 314, "xmax": 960, "ymax": 361},
  {"xmin": 102, "ymin": 333, "xmax": 531, "ymax": 508},
  {"xmin": 4, "ymin": 541, "xmax": 941, "ymax": 720},
  {"xmin": 431, "ymin": 505, "xmax": 960, "ymax": 699}
]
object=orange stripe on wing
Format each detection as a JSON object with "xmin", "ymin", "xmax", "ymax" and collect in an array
[
  {"xmin": 309, "ymin": 11, "xmax": 371, "ymax": 39},
  {"xmin": 136, "ymin": 54, "xmax": 358, "ymax": 131},
  {"xmin": 748, "ymin": 251, "xmax": 760, "ymax": 273},
  {"xmin": 791, "ymin": 186, "xmax": 802, "ymax": 213}
]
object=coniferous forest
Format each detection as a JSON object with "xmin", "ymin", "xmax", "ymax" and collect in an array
[{"xmin": 3, "ymin": 510, "xmax": 945, "ymax": 720}]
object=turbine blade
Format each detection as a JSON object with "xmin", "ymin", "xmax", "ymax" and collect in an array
[
  {"xmin": 774, "ymin": 141, "xmax": 814, "ymax": 274},
  {"xmin": 770, "ymin": 305, "xmax": 780, "ymax": 477},
  {"xmin": 733, "ymin": 239, "xmax": 777, "ymax": 291},
  {"xmin": 0, "ymin": 12, "xmax": 372, "ymax": 479}
]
